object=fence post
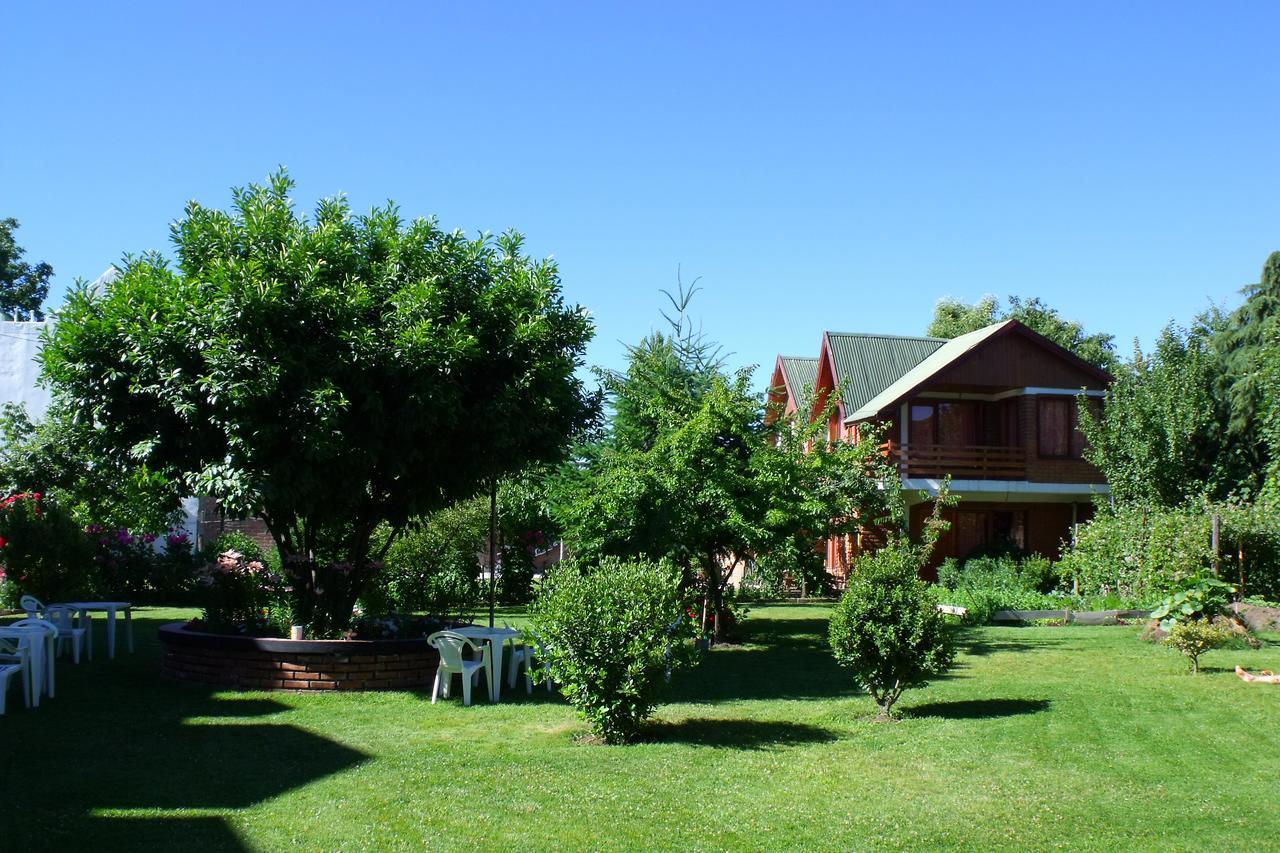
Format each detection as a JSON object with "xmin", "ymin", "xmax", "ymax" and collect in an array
[{"xmin": 1211, "ymin": 512, "xmax": 1221, "ymax": 577}]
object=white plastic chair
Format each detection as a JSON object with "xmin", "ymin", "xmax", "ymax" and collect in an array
[
  {"xmin": 427, "ymin": 631, "xmax": 493, "ymax": 706},
  {"xmin": 8, "ymin": 620, "xmax": 58, "ymax": 698},
  {"xmin": 39, "ymin": 606, "xmax": 91, "ymax": 663},
  {"xmin": 0, "ymin": 637, "xmax": 30, "ymax": 715},
  {"xmin": 19, "ymin": 594, "xmax": 43, "ymax": 618},
  {"xmin": 510, "ymin": 626, "xmax": 553, "ymax": 694}
]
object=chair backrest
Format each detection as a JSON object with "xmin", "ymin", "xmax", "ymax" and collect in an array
[
  {"xmin": 19, "ymin": 594, "xmax": 44, "ymax": 618},
  {"xmin": 9, "ymin": 618, "xmax": 58, "ymax": 637},
  {"xmin": 0, "ymin": 636, "xmax": 23, "ymax": 658},
  {"xmin": 428, "ymin": 631, "xmax": 479, "ymax": 669},
  {"xmin": 39, "ymin": 606, "xmax": 77, "ymax": 632}
]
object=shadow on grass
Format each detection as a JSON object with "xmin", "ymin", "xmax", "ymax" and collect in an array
[
  {"xmin": 961, "ymin": 636, "xmax": 1064, "ymax": 657},
  {"xmin": 3, "ymin": 612, "xmax": 369, "ymax": 851},
  {"xmin": 668, "ymin": 617, "xmax": 857, "ymax": 703},
  {"xmin": 901, "ymin": 698, "xmax": 1051, "ymax": 720},
  {"xmin": 645, "ymin": 717, "xmax": 839, "ymax": 749}
]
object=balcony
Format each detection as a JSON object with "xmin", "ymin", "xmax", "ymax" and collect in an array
[{"xmin": 895, "ymin": 443, "xmax": 1026, "ymax": 481}]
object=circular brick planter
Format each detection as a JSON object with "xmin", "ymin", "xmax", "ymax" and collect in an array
[{"xmin": 158, "ymin": 622, "xmax": 441, "ymax": 691}]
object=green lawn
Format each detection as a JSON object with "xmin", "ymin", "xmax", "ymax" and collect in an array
[{"xmin": 4, "ymin": 604, "xmax": 1280, "ymax": 850}]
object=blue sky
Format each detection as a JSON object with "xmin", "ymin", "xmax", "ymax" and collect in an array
[{"xmin": 4, "ymin": 2, "xmax": 1277, "ymax": 387}]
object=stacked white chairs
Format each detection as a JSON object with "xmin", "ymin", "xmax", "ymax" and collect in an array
[
  {"xmin": 7, "ymin": 619, "xmax": 59, "ymax": 699},
  {"xmin": 0, "ymin": 636, "xmax": 30, "ymax": 714},
  {"xmin": 427, "ymin": 630, "xmax": 493, "ymax": 706}
]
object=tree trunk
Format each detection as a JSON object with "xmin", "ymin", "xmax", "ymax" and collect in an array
[{"xmin": 488, "ymin": 479, "xmax": 498, "ymax": 629}]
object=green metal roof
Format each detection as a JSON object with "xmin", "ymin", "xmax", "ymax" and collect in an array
[
  {"xmin": 825, "ymin": 332, "xmax": 946, "ymax": 414},
  {"xmin": 778, "ymin": 355, "xmax": 818, "ymax": 399}
]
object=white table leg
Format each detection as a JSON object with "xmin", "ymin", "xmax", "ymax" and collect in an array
[
  {"xmin": 490, "ymin": 640, "xmax": 504, "ymax": 702},
  {"xmin": 125, "ymin": 607, "xmax": 134, "ymax": 653},
  {"xmin": 106, "ymin": 609, "xmax": 117, "ymax": 659},
  {"xmin": 45, "ymin": 635, "xmax": 54, "ymax": 698}
]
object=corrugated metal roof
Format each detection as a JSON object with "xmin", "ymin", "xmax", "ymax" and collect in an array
[
  {"xmin": 825, "ymin": 332, "xmax": 946, "ymax": 414},
  {"xmin": 778, "ymin": 355, "xmax": 818, "ymax": 398},
  {"xmin": 844, "ymin": 321, "xmax": 1012, "ymax": 423}
]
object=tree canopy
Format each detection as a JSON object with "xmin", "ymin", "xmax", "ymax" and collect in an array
[
  {"xmin": 927, "ymin": 295, "xmax": 1117, "ymax": 371},
  {"xmin": 40, "ymin": 171, "xmax": 597, "ymax": 633},
  {"xmin": 0, "ymin": 217, "xmax": 53, "ymax": 321}
]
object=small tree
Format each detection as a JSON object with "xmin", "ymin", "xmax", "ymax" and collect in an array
[
  {"xmin": 530, "ymin": 557, "xmax": 696, "ymax": 744},
  {"xmin": 1164, "ymin": 620, "xmax": 1233, "ymax": 674},
  {"xmin": 828, "ymin": 489, "xmax": 956, "ymax": 720},
  {"xmin": 0, "ymin": 218, "xmax": 52, "ymax": 321}
]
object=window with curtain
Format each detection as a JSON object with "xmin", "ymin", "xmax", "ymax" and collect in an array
[
  {"xmin": 909, "ymin": 404, "xmax": 936, "ymax": 445},
  {"xmin": 937, "ymin": 402, "xmax": 980, "ymax": 446},
  {"xmin": 1039, "ymin": 397, "xmax": 1093, "ymax": 458}
]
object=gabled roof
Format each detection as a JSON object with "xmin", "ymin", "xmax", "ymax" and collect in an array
[
  {"xmin": 823, "ymin": 332, "xmax": 946, "ymax": 414},
  {"xmin": 842, "ymin": 319, "xmax": 1112, "ymax": 423},
  {"xmin": 777, "ymin": 355, "xmax": 818, "ymax": 400}
]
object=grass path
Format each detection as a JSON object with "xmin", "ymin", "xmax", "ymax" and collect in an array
[{"xmin": 4, "ymin": 604, "xmax": 1279, "ymax": 850}]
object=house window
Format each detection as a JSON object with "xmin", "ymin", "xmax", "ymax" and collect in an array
[
  {"xmin": 909, "ymin": 404, "xmax": 936, "ymax": 445},
  {"xmin": 955, "ymin": 509, "xmax": 1028, "ymax": 559},
  {"xmin": 1038, "ymin": 397, "xmax": 1092, "ymax": 459},
  {"xmin": 909, "ymin": 401, "xmax": 979, "ymax": 446}
]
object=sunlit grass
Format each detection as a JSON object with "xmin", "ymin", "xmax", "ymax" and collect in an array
[{"xmin": 4, "ymin": 604, "xmax": 1279, "ymax": 850}]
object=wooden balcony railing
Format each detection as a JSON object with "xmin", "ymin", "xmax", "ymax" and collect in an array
[{"xmin": 894, "ymin": 443, "xmax": 1026, "ymax": 480}]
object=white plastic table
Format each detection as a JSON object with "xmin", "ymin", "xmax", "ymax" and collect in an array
[
  {"xmin": 453, "ymin": 625, "xmax": 521, "ymax": 702},
  {"xmin": 0, "ymin": 626, "xmax": 50, "ymax": 706},
  {"xmin": 56, "ymin": 601, "xmax": 134, "ymax": 659}
]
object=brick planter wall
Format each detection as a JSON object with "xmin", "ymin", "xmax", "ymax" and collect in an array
[{"xmin": 158, "ymin": 622, "xmax": 440, "ymax": 691}]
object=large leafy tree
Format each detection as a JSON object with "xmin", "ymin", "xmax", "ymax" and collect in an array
[
  {"xmin": 1216, "ymin": 251, "xmax": 1280, "ymax": 474},
  {"xmin": 927, "ymin": 295, "xmax": 1117, "ymax": 371},
  {"xmin": 1078, "ymin": 319, "xmax": 1238, "ymax": 506},
  {"xmin": 0, "ymin": 217, "xmax": 53, "ymax": 321},
  {"xmin": 40, "ymin": 171, "xmax": 597, "ymax": 634}
]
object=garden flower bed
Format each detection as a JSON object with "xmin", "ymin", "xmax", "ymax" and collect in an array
[{"xmin": 158, "ymin": 622, "xmax": 441, "ymax": 691}]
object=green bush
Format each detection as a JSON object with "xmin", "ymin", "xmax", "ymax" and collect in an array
[
  {"xmin": 1059, "ymin": 500, "xmax": 1280, "ymax": 603},
  {"xmin": 530, "ymin": 557, "xmax": 697, "ymax": 744},
  {"xmin": 1149, "ymin": 572, "xmax": 1236, "ymax": 631},
  {"xmin": 197, "ymin": 540, "xmax": 291, "ymax": 636},
  {"xmin": 371, "ymin": 504, "xmax": 484, "ymax": 622},
  {"xmin": 1164, "ymin": 620, "xmax": 1233, "ymax": 673},
  {"xmin": 935, "ymin": 555, "xmax": 1079, "ymax": 623},
  {"xmin": 0, "ymin": 493, "xmax": 95, "ymax": 601},
  {"xmin": 89, "ymin": 526, "xmax": 201, "ymax": 602},
  {"xmin": 830, "ymin": 545, "xmax": 955, "ymax": 720}
]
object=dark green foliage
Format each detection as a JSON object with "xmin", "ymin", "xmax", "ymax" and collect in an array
[
  {"xmin": 1217, "ymin": 252, "xmax": 1280, "ymax": 470},
  {"xmin": 0, "ymin": 217, "xmax": 52, "ymax": 320},
  {"xmin": 40, "ymin": 171, "xmax": 596, "ymax": 635},
  {"xmin": 530, "ymin": 557, "xmax": 697, "ymax": 744},
  {"xmin": 0, "ymin": 402, "xmax": 185, "ymax": 533},
  {"xmin": 89, "ymin": 526, "xmax": 200, "ymax": 603},
  {"xmin": 927, "ymin": 295, "xmax": 1117, "ymax": 371},
  {"xmin": 829, "ymin": 543, "xmax": 955, "ymax": 720},
  {"xmin": 0, "ymin": 493, "xmax": 94, "ymax": 601}
]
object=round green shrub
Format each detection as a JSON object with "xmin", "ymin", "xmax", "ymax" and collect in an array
[
  {"xmin": 530, "ymin": 557, "xmax": 696, "ymax": 744},
  {"xmin": 829, "ymin": 545, "xmax": 955, "ymax": 720}
]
